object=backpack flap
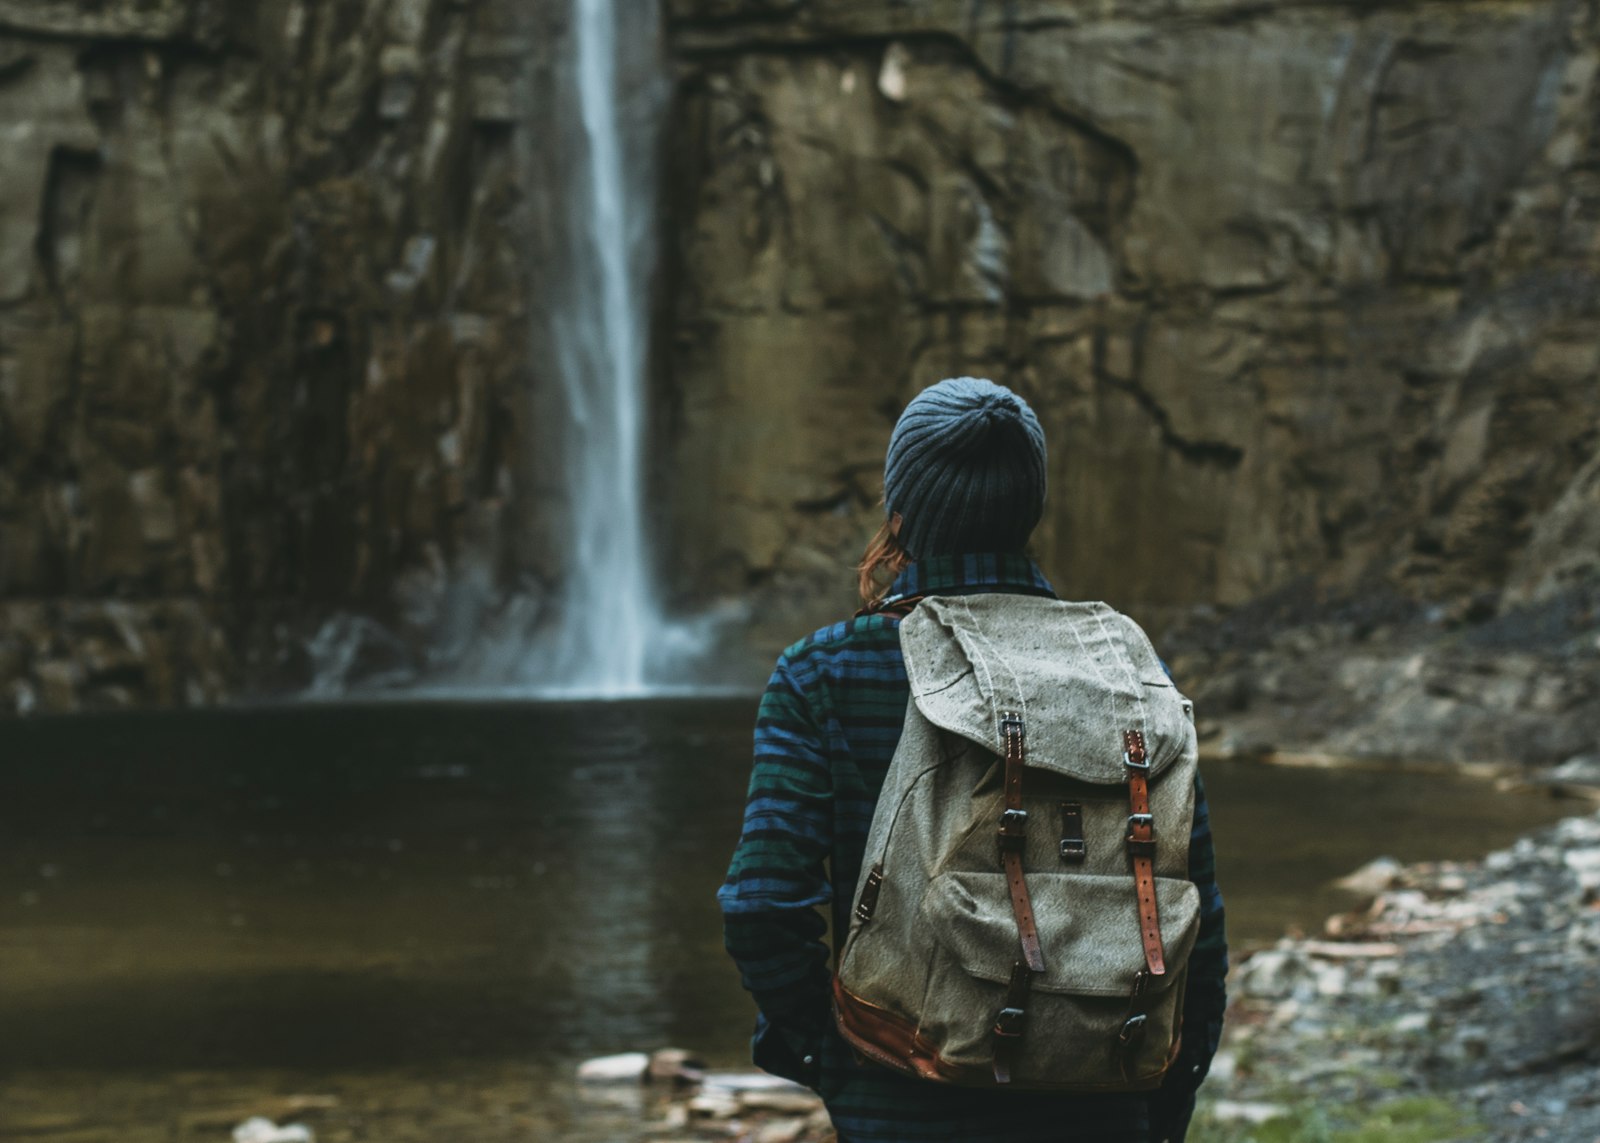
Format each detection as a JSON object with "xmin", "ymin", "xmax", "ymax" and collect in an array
[{"xmin": 900, "ymin": 595, "xmax": 1194, "ymax": 785}]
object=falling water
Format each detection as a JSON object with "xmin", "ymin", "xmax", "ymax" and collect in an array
[
  {"xmin": 304, "ymin": 0, "xmax": 735, "ymax": 701},
  {"xmin": 539, "ymin": 0, "xmax": 682, "ymax": 696}
]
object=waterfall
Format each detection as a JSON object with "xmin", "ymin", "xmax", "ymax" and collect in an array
[
  {"xmin": 303, "ymin": 0, "xmax": 733, "ymax": 702},
  {"xmin": 538, "ymin": 0, "xmax": 679, "ymax": 696}
]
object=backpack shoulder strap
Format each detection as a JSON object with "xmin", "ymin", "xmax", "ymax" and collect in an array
[{"xmin": 855, "ymin": 594, "xmax": 924, "ymax": 621}]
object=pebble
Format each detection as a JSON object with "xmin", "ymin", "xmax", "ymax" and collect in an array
[
  {"xmin": 233, "ymin": 1120, "xmax": 314, "ymax": 1143},
  {"xmin": 1208, "ymin": 1100, "xmax": 1289, "ymax": 1125},
  {"xmin": 576, "ymin": 1052, "xmax": 651, "ymax": 1083},
  {"xmin": 687, "ymin": 1092, "xmax": 741, "ymax": 1119},
  {"xmin": 739, "ymin": 1090, "xmax": 823, "ymax": 1115},
  {"xmin": 754, "ymin": 1121, "xmax": 807, "ymax": 1143},
  {"xmin": 648, "ymin": 1048, "xmax": 705, "ymax": 1084},
  {"xmin": 1334, "ymin": 856, "xmax": 1404, "ymax": 896}
]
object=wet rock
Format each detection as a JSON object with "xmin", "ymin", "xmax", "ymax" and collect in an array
[
  {"xmin": 1546, "ymin": 753, "xmax": 1600, "ymax": 789},
  {"xmin": 649, "ymin": 1047, "xmax": 705, "ymax": 1084},
  {"xmin": 34, "ymin": 661, "xmax": 81, "ymax": 713},
  {"xmin": 739, "ymin": 1089, "xmax": 824, "ymax": 1115},
  {"xmin": 754, "ymin": 1120, "xmax": 807, "ymax": 1143},
  {"xmin": 686, "ymin": 1091, "xmax": 740, "ymax": 1119},
  {"xmin": 1334, "ymin": 857, "xmax": 1405, "ymax": 898},
  {"xmin": 1208, "ymin": 1100, "xmax": 1289, "ymax": 1126},
  {"xmin": 576, "ymin": 1052, "xmax": 650, "ymax": 1083},
  {"xmin": 1234, "ymin": 946, "xmax": 1316, "ymax": 1001},
  {"xmin": 233, "ymin": 1119, "xmax": 314, "ymax": 1143}
]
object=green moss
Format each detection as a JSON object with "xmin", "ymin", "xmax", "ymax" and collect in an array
[{"xmin": 1189, "ymin": 1095, "xmax": 1483, "ymax": 1143}]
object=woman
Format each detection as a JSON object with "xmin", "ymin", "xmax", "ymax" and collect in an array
[{"xmin": 720, "ymin": 377, "xmax": 1228, "ymax": 1142}]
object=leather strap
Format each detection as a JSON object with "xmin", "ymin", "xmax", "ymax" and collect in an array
[
  {"xmin": 855, "ymin": 863, "xmax": 884, "ymax": 923},
  {"xmin": 855, "ymin": 594, "xmax": 924, "ymax": 620},
  {"xmin": 1000, "ymin": 714, "xmax": 1046, "ymax": 975},
  {"xmin": 993, "ymin": 713, "xmax": 1043, "ymax": 1086},
  {"xmin": 991, "ymin": 961, "xmax": 1033, "ymax": 1084},
  {"xmin": 1115, "ymin": 969, "xmax": 1154, "ymax": 1084},
  {"xmin": 1124, "ymin": 730, "xmax": 1166, "ymax": 977}
]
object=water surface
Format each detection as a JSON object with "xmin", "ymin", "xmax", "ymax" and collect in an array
[{"xmin": 0, "ymin": 701, "xmax": 1572, "ymax": 1140}]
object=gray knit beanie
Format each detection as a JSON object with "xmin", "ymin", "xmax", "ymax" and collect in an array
[{"xmin": 883, "ymin": 377, "xmax": 1047, "ymax": 559}]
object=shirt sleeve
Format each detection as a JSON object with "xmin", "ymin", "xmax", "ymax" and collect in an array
[
  {"xmin": 1151, "ymin": 771, "xmax": 1230, "ymax": 1138},
  {"xmin": 718, "ymin": 653, "xmax": 835, "ymax": 1048},
  {"xmin": 1184, "ymin": 771, "xmax": 1230, "ymax": 1043}
]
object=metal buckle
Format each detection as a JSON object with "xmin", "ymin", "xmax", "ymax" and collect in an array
[
  {"xmin": 994, "ymin": 1006, "xmax": 1028, "ymax": 1039},
  {"xmin": 1123, "ymin": 750, "xmax": 1150, "ymax": 773},
  {"xmin": 998, "ymin": 808, "xmax": 1029, "ymax": 853},
  {"xmin": 1059, "ymin": 839, "xmax": 1086, "ymax": 861},
  {"xmin": 1117, "ymin": 1013, "xmax": 1148, "ymax": 1046},
  {"xmin": 1126, "ymin": 814, "xmax": 1156, "ymax": 858}
]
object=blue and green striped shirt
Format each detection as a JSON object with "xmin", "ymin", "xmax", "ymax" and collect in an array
[{"xmin": 721, "ymin": 554, "xmax": 1228, "ymax": 1142}]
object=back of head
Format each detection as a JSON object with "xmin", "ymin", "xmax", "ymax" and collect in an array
[{"xmin": 883, "ymin": 377, "xmax": 1048, "ymax": 560}]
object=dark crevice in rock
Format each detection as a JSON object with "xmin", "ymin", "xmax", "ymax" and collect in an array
[
  {"xmin": 33, "ymin": 144, "xmax": 101, "ymax": 315},
  {"xmin": 1095, "ymin": 327, "xmax": 1247, "ymax": 470},
  {"xmin": 792, "ymin": 488, "xmax": 851, "ymax": 514},
  {"xmin": 1209, "ymin": 281, "xmax": 1289, "ymax": 302},
  {"xmin": 1099, "ymin": 370, "xmax": 1248, "ymax": 470},
  {"xmin": 0, "ymin": 45, "xmax": 35, "ymax": 82},
  {"xmin": 867, "ymin": 211, "xmax": 925, "ymax": 297}
]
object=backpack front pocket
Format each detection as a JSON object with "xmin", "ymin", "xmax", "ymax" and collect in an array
[{"xmin": 911, "ymin": 870, "xmax": 1201, "ymax": 1088}]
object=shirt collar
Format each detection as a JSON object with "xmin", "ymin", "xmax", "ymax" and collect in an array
[{"xmin": 882, "ymin": 553, "xmax": 1056, "ymax": 605}]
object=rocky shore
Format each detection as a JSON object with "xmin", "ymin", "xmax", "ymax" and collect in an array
[{"xmin": 1196, "ymin": 806, "xmax": 1600, "ymax": 1142}]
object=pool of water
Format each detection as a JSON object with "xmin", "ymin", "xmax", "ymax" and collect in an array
[{"xmin": 0, "ymin": 701, "xmax": 1574, "ymax": 1141}]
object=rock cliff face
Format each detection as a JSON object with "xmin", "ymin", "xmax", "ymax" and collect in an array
[
  {"xmin": 0, "ymin": 0, "xmax": 567, "ymax": 710},
  {"xmin": 3, "ymin": 0, "xmax": 1598, "ymax": 737},
  {"xmin": 660, "ymin": 1, "xmax": 1600, "ymax": 646}
]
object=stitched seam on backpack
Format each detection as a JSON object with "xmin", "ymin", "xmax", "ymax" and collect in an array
[
  {"xmin": 1094, "ymin": 603, "xmax": 1147, "ymax": 732},
  {"xmin": 954, "ymin": 598, "xmax": 1000, "ymax": 727},
  {"xmin": 960, "ymin": 595, "xmax": 1024, "ymax": 720}
]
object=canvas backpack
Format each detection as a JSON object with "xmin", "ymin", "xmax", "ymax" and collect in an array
[{"xmin": 833, "ymin": 593, "xmax": 1202, "ymax": 1091}]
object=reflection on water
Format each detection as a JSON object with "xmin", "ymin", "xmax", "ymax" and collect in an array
[{"xmin": 0, "ymin": 701, "xmax": 1574, "ymax": 1140}]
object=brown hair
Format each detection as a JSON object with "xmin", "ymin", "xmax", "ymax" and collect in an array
[{"xmin": 857, "ymin": 518, "xmax": 913, "ymax": 607}]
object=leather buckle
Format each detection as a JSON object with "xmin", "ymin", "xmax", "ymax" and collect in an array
[{"xmin": 994, "ymin": 1006, "xmax": 1028, "ymax": 1039}]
